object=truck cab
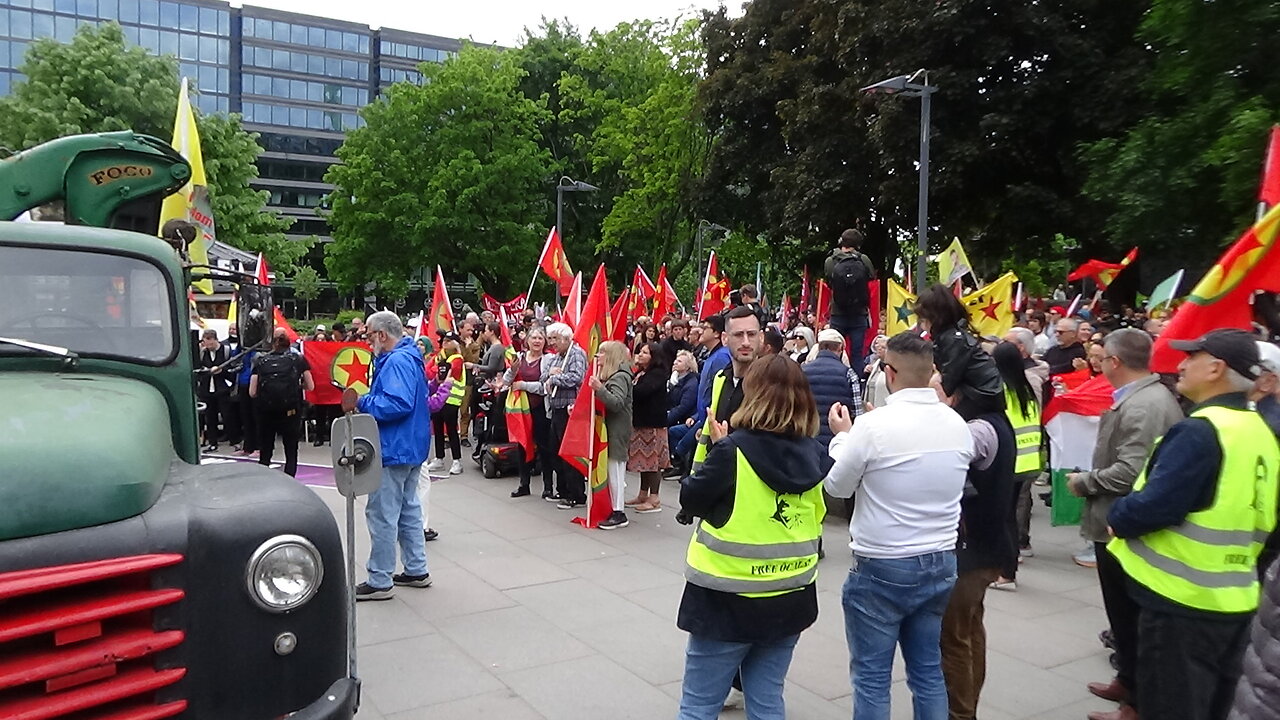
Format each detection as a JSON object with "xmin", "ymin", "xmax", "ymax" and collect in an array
[{"xmin": 0, "ymin": 133, "xmax": 356, "ymax": 718}]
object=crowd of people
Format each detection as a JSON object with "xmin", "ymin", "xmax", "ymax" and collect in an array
[{"xmin": 198, "ymin": 226, "xmax": 1280, "ymax": 720}]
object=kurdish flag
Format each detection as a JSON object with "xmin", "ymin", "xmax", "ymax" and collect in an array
[
  {"xmin": 961, "ymin": 272, "xmax": 1018, "ymax": 337},
  {"xmin": 698, "ymin": 251, "xmax": 731, "ymax": 320},
  {"xmin": 1067, "ymin": 247, "xmax": 1138, "ymax": 288},
  {"xmin": 561, "ymin": 266, "xmax": 612, "ymax": 529},
  {"xmin": 159, "ymin": 77, "xmax": 215, "ymax": 294},
  {"xmin": 885, "ymin": 279, "xmax": 917, "ymax": 335},
  {"xmin": 428, "ymin": 266, "xmax": 455, "ymax": 336}
]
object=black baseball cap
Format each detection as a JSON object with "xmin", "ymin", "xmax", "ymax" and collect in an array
[{"xmin": 1169, "ymin": 328, "xmax": 1261, "ymax": 380}]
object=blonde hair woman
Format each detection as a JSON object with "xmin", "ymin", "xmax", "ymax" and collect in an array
[
  {"xmin": 587, "ymin": 340, "xmax": 634, "ymax": 529},
  {"xmin": 675, "ymin": 355, "xmax": 830, "ymax": 717}
]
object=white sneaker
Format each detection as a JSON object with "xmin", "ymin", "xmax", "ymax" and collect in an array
[
  {"xmin": 723, "ymin": 687, "xmax": 743, "ymax": 710},
  {"xmin": 449, "ymin": 460, "xmax": 463, "ymax": 475},
  {"xmin": 426, "ymin": 459, "xmax": 444, "ymax": 473}
]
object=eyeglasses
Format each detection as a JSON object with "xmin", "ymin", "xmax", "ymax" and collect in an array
[{"xmin": 882, "ymin": 362, "xmax": 898, "ymax": 374}]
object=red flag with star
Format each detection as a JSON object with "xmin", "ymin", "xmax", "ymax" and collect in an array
[
  {"xmin": 1152, "ymin": 204, "xmax": 1280, "ymax": 372},
  {"xmin": 652, "ymin": 264, "xmax": 677, "ymax": 319},
  {"xmin": 537, "ymin": 227, "xmax": 575, "ymax": 295},
  {"xmin": 779, "ymin": 295, "xmax": 792, "ymax": 326},
  {"xmin": 627, "ymin": 266, "xmax": 656, "ymax": 321},
  {"xmin": 814, "ymin": 279, "xmax": 832, "ymax": 327},
  {"xmin": 799, "ymin": 266, "xmax": 811, "ymax": 313},
  {"xmin": 559, "ymin": 266, "xmax": 613, "ymax": 529},
  {"xmin": 303, "ymin": 341, "xmax": 372, "ymax": 405},
  {"xmin": 960, "ymin": 272, "xmax": 1018, "ymax": 337},
  {"xmin": 1067, "ymin": 247, "xmax": 1138, "ymax": 288},
  {"xmin": 429, "ymin": 265, "xmax": 455, "ymax": 335},
  {"xmin": 609, "ymin": 289, "xmax": 630, "ymax": 341},
  {"xmin": 698, "ymin": 251, "xmax": 732, "ymax": 320}
]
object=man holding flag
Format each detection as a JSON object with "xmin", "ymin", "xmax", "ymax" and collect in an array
[{"xmin": 544, "ymin": 322, "xmax": 588, "ymax": 507}]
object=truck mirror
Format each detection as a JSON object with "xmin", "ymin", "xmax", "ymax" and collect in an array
[{"xmin": 330, "ymin": 413, "xmax": 381, "ymax": 498}]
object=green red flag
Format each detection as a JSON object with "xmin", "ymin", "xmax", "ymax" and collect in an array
[
  {"xmin": 560, "ymin": 265, "xmax": 613, "ymax": 529},
  {"xmin": 1067, "ymin": 247, "xmax": 1138, "ymax": 288},
  {"xmin": 429, "ymin": 265, "xmax": 455, "ymax": 335},
  {"xmin": 609, "ymin": 288, "xmax": 630, "ymax": 342},
  {"xmin": 1152, "ymin": 205, "xmax": 1280, "ymax": 372},
  {"xmin": 697, "ymin": 250, "xmax": 731, "ymax": 320}
]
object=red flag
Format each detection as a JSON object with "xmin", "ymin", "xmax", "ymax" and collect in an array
[
  {"xmin": 814, "ymin": 279, "xmax": 832, "ymax": 327},
  {"xmin": 652, "ymin": 265, "xmax": 676, "ymax": 319},
  {"xmin": 864, "ymin": 280, "xmax": 880, "ymax": 357},
  {"xmin": 779, "ymin": 295, "xmax": 792, "ymax": 326},
  {"xmin": 429, "ymin": 266, "xmax": 455, "ymax": 335},
  {"xmin": 564, "ymin": 272, "xmax": 583, "ymax": 328},
  {"xmin": 254, "ymin": 252, "xmax": 270, "ymax": 286},
  {"xmin": 1262, "ymin": 125, "xmax": 1280, "ymax": 208},
  {"xmin": 609, "ymin": 289, "xmax": 630, "ymax": 342},
  {"xmin": 303, "ymin": 341, "xmax": 372, "ymax": 405},
  {"xmin": 1067, "ymin": 247, "xmax": 1138, "ymax": 288},
  {"xmin": 481, "ymin": 293, "xmax": 528, "ymax": 315},
  {"xmin": 273, "ymin": 307, "xmax": 298, "ymax": 342},
  {"xmin": 799, "ymin": 266, "xmax": 811, "ymax": 313},
  {"xmin": 697, "ymin": 251, "xmax": 731, "ymax": 320},
  {"xmin": 1152, "ymin": 204, "xmax": 1280, "ymax": 372},
  {"xmin": 537, "ymin": 227, "xmax": 575, "ymax": 295},
  {"xmin": 560, "ymin": 266, "xmax": 613, "ymax": 529},
  {"xmin": 627, "ymin": 266, "xmax": 656, "ymax": 321}
]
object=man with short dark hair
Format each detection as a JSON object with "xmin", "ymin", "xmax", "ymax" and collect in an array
[
  {"xmin": 662, "ymin": 318, "xmax": 694, "ymax": 357},
  {"xmin": 691, "ymin": 306, "xmax": 762, "ymax": 471},
  {"xmin": 196, "ymin": 328, "xmax": 233, "ymax": 452},
  {"xmin": 251, "ymin": 327, "xmax": 315, "ymax": 477},
  {"xmin": 760, "ymin": 325, "xmax": 785, "ymax": 357},
  {"xmin": 1067, "ymin": 328, "xmax": 1183, "ymax": 718},
  {"xmin": 824, "ymin": 228, "xmax": 876, "ymax": 371}
]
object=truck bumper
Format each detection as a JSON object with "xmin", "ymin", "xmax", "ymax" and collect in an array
[{"xmin": 288, "ymin": 678, "xmax": 360, "ymax": 719}]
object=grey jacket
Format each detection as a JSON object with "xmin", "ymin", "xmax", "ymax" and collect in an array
[
  {"xmin": 1229, "ymin": 561, "xmax": 1280, "ymax": 719},
  {"xmin": 543, "ymin": 344, "xmax": 586, "ymax": 411},
  {"xmin": 595, "ymin": 367, "xmax": 634, "ymax": 458},
  {"xmin": 1077, "ymin": 374, "xmax": 1183, "ymax": 543}
]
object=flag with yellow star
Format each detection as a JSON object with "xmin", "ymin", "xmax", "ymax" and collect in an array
[
  {"xmin": 886, "ymin": 279, "xmax": 917, "ymax": 336},
  {"xmin": 961, "ymin": 272, "xmax": 1018, "ymax": 337}
]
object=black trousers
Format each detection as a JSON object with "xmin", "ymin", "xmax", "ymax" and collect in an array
[
  {"xmin": 258, "ymin": 407, "xmax": 301, "ymax": 477},
  {"xmin": 1135, "ymin": 603, "xmax": 1251, "ymax": 720},
  {"xmin": 518, "ymin": 407, "xmax": 552, "ymax": 492},
  {"xmin": 1096, "ymin": 542, "xmax": 1139, "ymax": 692},
  {"xmin": 433, "ymin": 403, "xmax": 462, "ymax": 460},
  {"xmin": 237, "ymin": 384, "xmax": 258, "ymax": 453},
  {"xmin": 198, "ymin": 392, "xmax": 231, "ymax": 447},
  {"xmin": 549, "ymin": 407, "xmax": 585, "ymax": 502}
]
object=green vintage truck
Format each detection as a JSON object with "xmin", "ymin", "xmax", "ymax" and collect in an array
[{"xmin": 0, "ymin": 132, "xmax": 358, "ymax": 719}]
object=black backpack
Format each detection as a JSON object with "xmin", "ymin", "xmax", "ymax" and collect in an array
[
  {"xmin": 255, "ymin": 352, "xmax": 301, "ymax": 412},
  {"xmin": 829, "ymin": 254, "xmax": 870, "ymax": 314}
]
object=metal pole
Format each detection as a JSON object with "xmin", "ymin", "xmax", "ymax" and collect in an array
[
  {"xmin": 917, "ymin": 90, "xmax": 931, "ymax": 284},
  {"xmin": 556, "ymin": 186, "xmax": 564, "ymax": 252}
]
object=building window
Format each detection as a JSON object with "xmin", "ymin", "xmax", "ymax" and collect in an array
[
  {"xmin": 308, "ymin": 26, "xmax": 323, "ymax": 47},
  {"xmin": 118, "ymin": 0, "xmax": 138, "ymax": 23},
  {"xmin": 159, "ymin": 29, "xmax": 177, "ymax": 57},
  {"xmin": 178, "ymin": 3, "xmax": 196, "ymax": 32},
  {"xmin": 54, "ymin": 14, "xmax": 75, "ymax": 42},
  {"xmin": 158, "ymin": 1, "xmax": 176, "ymax": 27},
  {"xmin": 178, "ymin": 32, "xmax": 196, "ymax": 61},
  {"xmin": 99, "ymin": 0, "xmax": 118, "ymax": 20},
  {"xmin": 76, "ymin": 0, "xmax": 94, "ymax": 18}
]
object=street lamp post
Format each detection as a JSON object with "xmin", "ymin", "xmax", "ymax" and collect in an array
[
  {"xmin": 695, "ymin": 220, "xmax": 730, "ymax": 273},
  {"xmin": 861, "ymin": 70, "xmax": 938, "ymax": 284},
  {"xmin": 556, "ymin": 175, "xmax": 600, "ymax": 243}
]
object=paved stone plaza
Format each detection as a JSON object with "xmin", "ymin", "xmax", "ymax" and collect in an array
[{"xmin": 296, "ymin": 446, "xmax": 1117, "ymax": 719}]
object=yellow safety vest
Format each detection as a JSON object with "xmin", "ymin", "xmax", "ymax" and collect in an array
[
  {"xmin": 685, "ymin": 447, "xmax": 826, "ymax": 598},
  {"xmin": 1107, "ymin": 405, "xmax": 1280, "ymax": 613},
  {"xmin": 692, "ymin": 372, "xmax": 730, "ymax": 470},
  {"xmin": 1004, "ymin": 388, "xmax": 1042, "ymax": 475},
  {"xmin": 444, "ymin": 353, "xmax": 467, "ymax": 406}
]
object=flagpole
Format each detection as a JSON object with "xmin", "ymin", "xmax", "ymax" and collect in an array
[
  {"xmin": 526, "ymin": 228, "xmax": 556, "ymax": 304},
  {"xmin": 584, "ymin": 399, "xmax": 594, "ymax": 528},
  {"xmin": 697, "ymin": 256, "xmax": 712, "ymax": 320}
]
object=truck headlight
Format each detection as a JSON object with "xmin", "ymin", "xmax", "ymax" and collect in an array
[{"xmin": 246, "ymin": 535, "xmax": 324, "ymax": 612}]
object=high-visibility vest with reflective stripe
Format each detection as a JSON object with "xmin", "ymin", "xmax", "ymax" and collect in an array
[
  {"xmin": 1107, "ymin": 405, "xmax": 1279, "ymax": 613},
  {"xmin": 444, "ymin": 353, "xmax": 467, "ymax": 406},
  {"xmin": 692, "ymin": 372, "xmax": 730, "ymax": 471},
  {"xmin": 1004, "ymin": 388, "xmax": 1042, "ymax": 474},
  {"xmin": 684, "ymin": 447, "xmax": 826, "ymax": 597}
]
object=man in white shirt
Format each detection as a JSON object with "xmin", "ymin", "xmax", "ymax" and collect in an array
[{"xmin": 824, "ymin": 331, "xmax": 974, "ymax": 719}]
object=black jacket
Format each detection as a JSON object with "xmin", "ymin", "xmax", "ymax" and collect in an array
[
  {"xmin": 677, "ymin": 429, "xmax": 832, "ymax": 642},
  {"xmin": 958, "ymin": 412, "xmax": 1017, "ymax": 573},
  {"xmin": 196, "ymin": 344, "xmax": 233, "ymax": 397},
  {"xmin": 932, "ymin": 320, "xmax": 1003, "ymax": 421},
  {"xmin": 667, "ymin": 371, "xmax": 699, "ymax": 426},
  {"xmin": 803, "ymin": 349, "xmax": 858, "ymax": 448},
  {"xmin": 632, "ymin": 368, "xmax": 669, "ymax": 429},
  {"xmin": 1230, "ymin": 561, "xmax": 1280, "ymax": 719}
]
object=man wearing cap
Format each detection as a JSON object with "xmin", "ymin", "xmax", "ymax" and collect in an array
[
  {"xmin": 1106, "ymin": 329, "xmax": 1280, "ymax": 720},
  {"xmin": 803, "ymin": 328, "xmax": 864, "ymax": 450},
  {"xmin": 1250, "ymin": 340, "xmax": 1280, "ymax": 577}
]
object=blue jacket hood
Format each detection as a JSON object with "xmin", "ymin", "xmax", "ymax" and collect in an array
[{"xmin": 358, "ymin": 336, "xmax": 433, "ymax": 466}]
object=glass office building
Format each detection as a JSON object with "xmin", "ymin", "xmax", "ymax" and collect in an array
[{"xmin": 0, "ymin": 0, "xmax": 463, "ymax": 255}]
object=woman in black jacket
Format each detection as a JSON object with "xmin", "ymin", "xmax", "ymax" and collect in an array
[
  {"xmin": 914, "ymin": 284, "xmax": 1003, "ymax": 420},
  {"xmin": 626, "ymin": 342, "xmax": 672, "ymax": 512},
  {"xmin": 675, "ymin": 355, "xmax": 832, "ymax": 718}
]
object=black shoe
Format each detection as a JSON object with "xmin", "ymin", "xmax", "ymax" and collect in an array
[
  {"xmin": 599, "ymin": 511, "xmax": 629, "ymax": 530},
  {"xmin": 556, "ymin": 498, "xmax": 583, "ymax": 510},
  {"xmin": 313, "ymin": 438, "xmax": 324, "ymax": 447},
  {"xmin": 203, "ymin": 444, "xmax": 218, "ymax": 453},
  {"xmin": 355, "ymin": 582, "xmax": 393, "ymax": 601},
  {"xmin": 423, "ymin": 528, "xmax": 438, "ymax": 542},
  {"xmin": 543, "ymin": 492, "xmax": 561, "ymax": 503},
  {"xmin": 511, "ymin": 486, "xmax": 531, "ymax": 498},
  {"xmin": 461, "ymin": 438, "xmax": 471, "ymax": 448},
  {"xmin": 392, "ymin": 572, "xmax": 432, "ymax": 588}
]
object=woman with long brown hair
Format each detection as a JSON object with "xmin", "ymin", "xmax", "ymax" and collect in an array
[
  {"xmin": 625, "ymin": 341, "xmax": 673, "ymax": 512},
  {"xmin": 588, "ymin": 340, "xmax": 634, "ymax": 530},
  {"xmin": 675, "ymin": 354, "xmax": 831, "ymax": 718}
]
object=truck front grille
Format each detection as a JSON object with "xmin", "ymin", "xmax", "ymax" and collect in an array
[{"xmin": 0, "ymin": 554, "xmax": 186, "ymax": 720}]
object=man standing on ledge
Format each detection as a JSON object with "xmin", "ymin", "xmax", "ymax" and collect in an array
[
  {"xmin": 1107, "ymin": 329, "xmax": 1280, "ymax": 720},
  {"xmin": 342, "ymin": 311, "xmax": 434, "ymax": 601}
]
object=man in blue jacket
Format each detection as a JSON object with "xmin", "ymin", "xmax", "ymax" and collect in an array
[{"xmin": 342, "ymin": 311, "xmax": 434, "ymax": 601}]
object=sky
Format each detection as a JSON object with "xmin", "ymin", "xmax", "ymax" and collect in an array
[{"xmin": 231, "ymin": 1, "xmax": 742, "ymax": 46}]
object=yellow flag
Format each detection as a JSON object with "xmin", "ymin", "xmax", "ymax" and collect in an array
[
  {"xmin": 885, "ymin": 279, "xmax": 918, "ymax": 336},
  {"xmin": 936, "ymin": 238, "xmax": 973, "ymax": 287},
  {"xmin": 962, "ymin": 272, "xmax": 1018, "ymax": 337},
  {"xmin": 160, "ymin": 77, "xmax": 215, "ymax": 294}
]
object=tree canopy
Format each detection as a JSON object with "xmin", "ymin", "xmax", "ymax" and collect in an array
[{"xmin": 0, "ymin": 24, "xmax": 297, "ymax": 268}]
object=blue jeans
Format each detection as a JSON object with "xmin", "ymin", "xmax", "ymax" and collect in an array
[
  {"xmin": 842, "ymin": 552, "xmax": 957, "ymax": 720},
  {"xmin": 365, "ymin": 464, "xmax": 429, "ymax": 589},
  {"xmin": 669, "ymin": 422, "xmax": 697, "ymax": 460},
  {"xmin": 678, "ymin": 633, "xmax": 799, "ymax": 720},
  {"xmin": 830, "ymin": 315, "xmax": 870, "ymax": 374}
]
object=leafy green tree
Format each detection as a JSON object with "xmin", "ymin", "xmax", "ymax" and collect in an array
[
  {"xmin": 1082, "ymin": 0, "xmax": 1280, "ymax": 266},
  {"xmin": 290, "ymin": 265, "xmax": 321, "ymax": 318},
  {"xmin": 0, "ymin": 24, "xmax": 296, "ymax": 268},
  {"xmin": 325, "ymin": 45, "xmax": 552, "ymax": 297}
]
